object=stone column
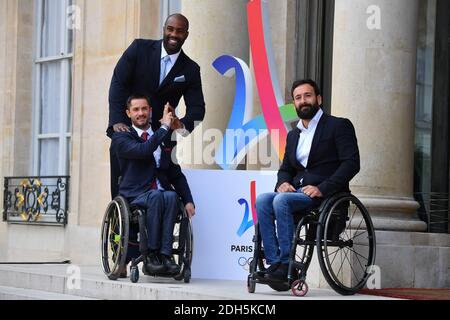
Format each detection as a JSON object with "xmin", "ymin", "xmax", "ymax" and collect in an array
[
  {"xmin": 177, "ymin": 0, "xmax": 249, "ymax": 169},
  {"xmin": 331, "ymin": 0, "xmax": 426, "ymax": 231}
]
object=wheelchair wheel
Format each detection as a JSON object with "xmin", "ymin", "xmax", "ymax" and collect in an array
[
  {"xmin": 172, "ymin": 210, "xmax": 193, "ymax": 282},
  {"xmin": 100, "ymin": 196, "xmax": 130, "ymax": 280},
  {"xmin": 247, "ymin": 274, "xmax": 256, "ymax": 293},
  {"xmin": 247, "ymin": 224, "xmax": 262, "ymax": 293},
  {"xmin": 316, "ymin": 194, "xmax": 376, "ymax": 295},
  {"xmin": 291, "ymin": 279, "xmax": 308, "ymax": 297},
  {"xmin": 183, "ymin": 268, "xmax": 191, "ymax": 283},
  {"xmin": 293, "ymin": 216, "xmax": 316, "ymax": 274},
  {"xmin": 130, "ymin": 265, "xmax": 139, "ymax": 283}
]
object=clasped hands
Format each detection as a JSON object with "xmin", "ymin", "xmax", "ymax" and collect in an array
[
  {"xmin": 160, "ymin": 103, "xmax": 184, "ymax": 130},
  {"xmin": 277, "ymin": 182, "xmax": 323, "ymax": 198}
]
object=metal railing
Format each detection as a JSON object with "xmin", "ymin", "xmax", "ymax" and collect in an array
[
  {"xmin": 3, "ymin": 176, "xmax": 70, "ymax": 226},
  {"xmin": 415, "ymin": 192, "xmax": 449, "ymax": 233}
]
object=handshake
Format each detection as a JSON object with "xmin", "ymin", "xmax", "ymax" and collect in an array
[{"xmin": 160, "ymin": 103, "xmax": 184, "ymax": 130}]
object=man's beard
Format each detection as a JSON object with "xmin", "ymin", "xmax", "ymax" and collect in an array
[{"xmin": 296, "ymin": 103, "xmax": 320, "ymax": 120}]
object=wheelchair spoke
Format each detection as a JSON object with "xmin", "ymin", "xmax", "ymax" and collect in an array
[
  {"xmin": 349, "ymin": 205, "xmax": 358, "ymax": 225},
  {"xmin": 338, "ymin": 249, "xmax": 350, "ymax": 278},
  {"xmin": 329, "ymin": 245, "xmax": 358, "ymax": 289},
  {"xmin": 335, "ymin": 247, "xmax": 345, "ymax": 280},
  {"xmin": 346, "ymin": 246, "xmax": 369, "ymax": 267},
  {"xmin": 327, "ymin": 247, "xmax": 341, "ymax": 266},
  {"xmin": 344, "ymin": 249, "xmax": 361, "ymax": 283},
  {"xmin": 351, "ymin": 230, "xmax": 368, "ymax": 240}
]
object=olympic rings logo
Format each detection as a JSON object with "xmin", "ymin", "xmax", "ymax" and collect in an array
[{"xmin": 238, "ymin": 256, "xmax": 253, "ymax": 271}]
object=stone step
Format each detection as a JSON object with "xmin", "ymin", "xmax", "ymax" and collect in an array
[
  {"xmin": 0, "ymin": 285, "xmax": 97, "ymax": 300},
  {"xmin": 0, "ymin": 264, "xmax": 393, "ymax": 300}
]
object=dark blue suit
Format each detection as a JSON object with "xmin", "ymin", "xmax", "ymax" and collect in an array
[
  {"xmin": 112, "ymin": 127, "xmax": 194, "ymax": 257},
  {"xmin": 108, "ymin": 39, "xmax": 206, "ymax": 198},
  {"xmin": 276, "ymin": 113, "xmax": 360, "ymax": 197}
]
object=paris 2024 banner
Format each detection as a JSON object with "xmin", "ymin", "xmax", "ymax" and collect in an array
[{"xmin": 184, "ymin": 0, "xmax": 300, "ymax": 281}]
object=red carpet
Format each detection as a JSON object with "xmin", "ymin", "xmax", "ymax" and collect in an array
[{"xmin": 359, "ymin": 288, "xmax": 450, "ymax": 300}]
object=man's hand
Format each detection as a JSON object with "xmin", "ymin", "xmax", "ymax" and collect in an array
[
  {"xmin": 164, "ymin": 103, "xmax": 184, "ymax": 130},
  {"xmin": 277, "ymin": 182, "xmax": 296, "ymax": 193},
  {"xmin": 171, "ymin": 117, "xmax": 184, "ymax": 130},
  {"xmin": 185, "ymin": 202, "xmax": 195, "ymax": 218},
  {"xmin": 160, "ymin": 103, "xmax": 174, "ymax": 127},
  {"xmin": 301, "ymin": 185, "xmax": 323, "ymax": 198},
  {"xmin": 113, "ymin": 123, "xmax": 130, "ymax": 132}
]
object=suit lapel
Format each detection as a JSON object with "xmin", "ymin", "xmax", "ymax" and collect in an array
[
  {"xmin": 308, "ymin": 112, "xmax": 328, "ymax": 165},
  {"xmin": 290, "ymin": 128, "xmax": 304, "ymax": 169},
  {"xmin": 130, "ymin": 127, "xmax": 140, "ymax": 139},
  {"xmin": 150, "ymin": 40, "xmax": 163, "ymax": 90}
]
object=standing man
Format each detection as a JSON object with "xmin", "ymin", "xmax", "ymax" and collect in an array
[
  {"xmin": 108, "ymin": 13, "xmax": 205, "ymax": 198},
  {"xmin": 255, "ymin": 79, "xmax": 360, "ymax": 284}
]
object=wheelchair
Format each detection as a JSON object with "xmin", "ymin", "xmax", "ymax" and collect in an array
[
  {"xmin": 247, "ymin": 192, "xmax": 376, "ymax": 296},
  {"xmin": 100, "ymin": 195, "xmax": 193, "ymax": 283}
]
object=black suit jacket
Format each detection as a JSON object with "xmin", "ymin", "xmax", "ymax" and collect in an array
[
  {"xmin": 111, "ymin": 127, "xmax": 194, "ymax": 205},
  {"xmin": 276, "ymin": 113, "xmax": 360, "ymax": 197},
  {"xmin": 108, "ymin": 39, "xmax": 205, "ymax": 136}
]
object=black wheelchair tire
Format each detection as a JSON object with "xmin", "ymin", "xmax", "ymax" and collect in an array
[
  {"xmin": 316, "ymin": 194, "xmax": 376, "ymax": 295},
  {"xmin": 130, "ymin": 265, "xmax": 139, "ymax": 283},
  {"xmin": 247, "ymin": 274, "xmax": 256, "ymax": 293},
  {"xmin": 100, "ymin": 196, "xmax": 130, "ymax": 280},
  {"xmin": 173, "ymin": 216, "xmax": 194, "ymax": 282},
  {"xmin": 293, "ymin": 216, "xmax": 316, "ymax": 275}
]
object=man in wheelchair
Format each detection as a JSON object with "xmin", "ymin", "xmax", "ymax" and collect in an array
[
  {"xmin": 255, "ymin": 79, "xmax": 360, "ymax": 285},
  {"xmin": 111, "ymin": 94, "xmax": 195, "ymax": 276}
]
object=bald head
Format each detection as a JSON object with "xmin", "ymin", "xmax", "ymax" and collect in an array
[{"xmin": 164, "ymin": 13, "xmax": 189, "ymax": 31}]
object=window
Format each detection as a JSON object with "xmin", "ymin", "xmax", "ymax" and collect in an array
[
  {"xmin": 295, "ymin": 0, "xmax": 334, "ymax": 113},
  {"xmin": 33, "ymin": 0, "xmax": 73, "ymax": 176},
  {"xmin": 414, "ymin": 0, "xmax": 450, "ymax": 233},
  {"xmin": 160, "ymin": 0, "xmax": 181, "ymax": 28}
]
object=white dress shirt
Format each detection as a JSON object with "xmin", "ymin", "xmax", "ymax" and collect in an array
[
  {"xmin": 296, "ymin": 108, "xmax": 324, "ymax": 168},
  {"xmin": 133, "ymin": 125, "xmax": 164, "ymax": 190}
]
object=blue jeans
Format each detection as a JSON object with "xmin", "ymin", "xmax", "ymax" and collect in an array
[
  {"xmin": 255, "ymin": 190, "xmax": 314, "ymax": 265},
  {"xmin": 131, "ymin": 189, "xmax": 179, "ymax": 256}
]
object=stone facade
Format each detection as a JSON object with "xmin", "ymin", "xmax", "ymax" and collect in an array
[{"xmin": 0, "ymin": 0, "xmax": 448, "ymax": 288}]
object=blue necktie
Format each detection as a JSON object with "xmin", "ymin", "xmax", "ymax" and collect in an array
[{"xmin": 159, "ymin": 55, "xmax": 170, "ymax": 85}]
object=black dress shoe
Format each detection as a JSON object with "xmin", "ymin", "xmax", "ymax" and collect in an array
[
  {"xmin": 254, "ymin": 262, "xmax": 280, "ymax": 280},
  {"xmin": 160, "ymin": 254, "xmax": 181, "ymax": 274},
  {"xmin": 144, "ymin": 252, "xmax": 166, "ymax": 274},
  {"xmin": 265, "ymin": 263, "xmax": 288, "ymax": 282}
]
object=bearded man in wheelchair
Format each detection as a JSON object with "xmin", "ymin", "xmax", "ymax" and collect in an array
[
  {"xmin": 111, "ymin": 94, "xmax": 195, "ymax": 277},
  {"xmin": 254, "ymin": 79, "xmax": 360, "ymax": 285}
]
